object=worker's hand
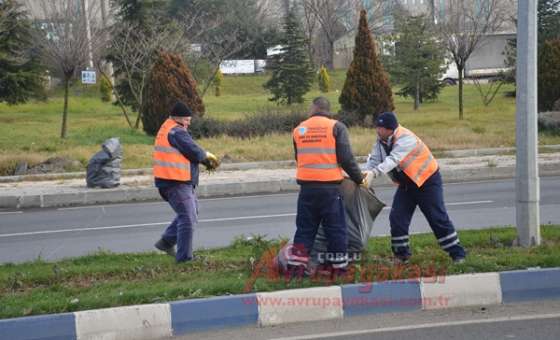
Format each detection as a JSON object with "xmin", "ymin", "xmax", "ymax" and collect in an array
[
  {"xmin": 202, "ymin": 151, "xmax": 220, "ymax": 171},
  {"xmin": 361, "ymin": 169, "xmax": 380, "ymax": 188},
  {"xmin": 361, "ymin": 171, "xmax": 372, "ymax": 188}
]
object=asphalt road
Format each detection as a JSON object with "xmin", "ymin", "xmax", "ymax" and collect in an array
[
  {"xmin": 171, "ymin": 300, "xmax": 560, "ymax": 340},
  {"xmin": 0, "ymin": 176, "xmax": 559, "ymax": 263}
]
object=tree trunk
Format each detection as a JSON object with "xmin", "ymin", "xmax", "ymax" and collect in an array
[
  {"xmin": 327, "ymin": 40, "xmax": 335, "ymax": 70},
  {"xmin": 458, "ymin": 66, "xmax": 464, "ymax": 120},
  {"xmin": 414, "ymin": 77, "xmax": 420, "ymax": 110},
  {"xmin": 60, "ymin": 77, "xmax": 70, "ymax": 138},
  {"xmin": 134, "ymin": 110, "xmax": 142, "ymax": 129}
]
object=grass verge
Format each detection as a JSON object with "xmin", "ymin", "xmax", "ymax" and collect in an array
[{"xmin": 1, "ymin": 225, "xmax": 559, "ymax": 319}]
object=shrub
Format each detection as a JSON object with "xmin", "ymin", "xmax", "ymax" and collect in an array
[
  {"xmin": 538, "ymin": 111, "xmax": 560, "ymax": 134},
  {"xmin": 141, "ymin": 51, "xmax": 204, "ymax": 136},
  {"xmin": 318, "ymin": 65, "xmax": 331, "ymax": 93},
  {"xmin": 189, "ymin": 109, "xmax": 308, "ymax": 139},
  {"xmin": 214, "ymin": 69, "xmax": 224, "ymax": 97},
  {"xmin": 99, "ymin": 75, "xmax": 112, "ymax": 102}
]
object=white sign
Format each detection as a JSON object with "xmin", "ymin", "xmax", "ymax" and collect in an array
[
  {"xmin": 220, "ymin": 60, "xmax": 257, "ymax": 74},
  {"xmin": 81, "ymin": 70, "xmax": 96, "ymax": 84}
]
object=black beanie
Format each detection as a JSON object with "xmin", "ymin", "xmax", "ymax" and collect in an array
[
  {"xmin": 170, "ymin": 101, "xmax": 193, "ymax": 117},
  {"xmin": 376, "ymin": 112, "xmax": 398, "ymax": 130}
]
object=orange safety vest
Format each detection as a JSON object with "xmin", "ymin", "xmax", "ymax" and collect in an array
[
  {"xmin": 293, "ymin": 116, "xmax": 343, "ymax": 182},
  {"xmin": 393, "ymin": 126, "xmax": 438, "ymax": 187},
  {"xmin": 153, "ymin": 118, "xmax": 191, "ymax": 181}
]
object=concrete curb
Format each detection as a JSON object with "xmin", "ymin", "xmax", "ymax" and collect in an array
[
  {"xmin": 2, "ymin": 145, "xmax": 559, "ymax": 184},
  {"xmin": 1, "ymin": 267, "xmax": 559, "ymax": 339},
  {"xmin": 1, "ymin": 162, "xmax": 560, "ymax": 209}
]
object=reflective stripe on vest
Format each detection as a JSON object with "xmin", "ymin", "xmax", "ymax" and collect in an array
[
  {"xmin": 394, "ymin": 126, "xmax": 438, "ymax": 187},
  {"xmin": 153, "ymin": 118, "xmax": 191, "ymax": 181},
  {"xmin": 293, "ymin": 116, "xmax": 343, "ymax": 182}
]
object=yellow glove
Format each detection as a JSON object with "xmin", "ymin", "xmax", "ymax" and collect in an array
[{"xmin": 203, "ymin": 151, "xmax": 220, "ymax": 171}]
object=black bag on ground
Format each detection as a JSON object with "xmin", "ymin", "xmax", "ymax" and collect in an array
[
  {"xmin": 86, "ymin": 137, "xmax": 122, "ymax": 188},
  {"xmin": 276, "ymin": 178, "xmax": 385, "ymax": 272}
]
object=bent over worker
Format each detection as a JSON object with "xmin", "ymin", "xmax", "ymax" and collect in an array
[
  {"xmin": 364, "ymin": 112, "xmax": 466, "ymax": 263},
  {"xmin": 153, "ymin": 101, "xmax": 219, "ymax": 263},
  {"xmin": 289, "ymin": 96, "xmax": 364, "ymax": 276}
]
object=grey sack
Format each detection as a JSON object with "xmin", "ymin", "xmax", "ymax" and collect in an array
[
  {"xmin": 277, "ymin": 178, "xmax": 386, "ymax": 272},
  {"xmin": 86, "ymin": 137, "xmax": 122, "ymax": 188}
]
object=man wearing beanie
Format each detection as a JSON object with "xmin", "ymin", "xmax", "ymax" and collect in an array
[
  {"xmin": 152, "ymin": 100, "xmax": 219, "ymax": 262},
  {"xmin": 364, "ymin": 112, "xmax": 466, "ymax": 264}
]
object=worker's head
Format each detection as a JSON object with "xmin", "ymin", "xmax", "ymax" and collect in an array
[
  {"xmin": 376, "ymin": 112, "xmax": 398, "ymax": 141},
  {"xmin": 309, "ymin": 96, "xmax": 331, "ymax": 115},
  {"xmin": 169, "ymin": 101, "xmax": 193, "ymax": 127}
]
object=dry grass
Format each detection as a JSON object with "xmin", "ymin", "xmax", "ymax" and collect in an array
[{"xmin": 1, "ymin": 72, "xmax": 559, "ymax": 174}]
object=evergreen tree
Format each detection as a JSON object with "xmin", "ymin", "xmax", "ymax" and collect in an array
[
  {"xmin": 141, "ymin": 51, "xmax": 204, "ymax": 135},
  {"xmin": 339, "ymin": 9, "xmax": 394, "ymax": 124},
  {"xmin": 539, "ymin": 0, "xmax": 560, "ymax": 45},
  {"xmin": 503, "ymin": 0, "xmax": 560, "ymax": 86},
  {"xmin": 263, "ymin": 8, "xmax": 313, "ymax": 105},
  {"xmin": 393, "ymin": 15, "xmax": 445, "ymax": 110},
  {"xmin": 538, "ymin": 39, "xmax": 560, "ymax": 111},
  {"xmin": 0, "ymin": 0, "xmax": 45, "ymax": 105}
]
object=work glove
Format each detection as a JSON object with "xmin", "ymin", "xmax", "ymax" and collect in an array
[
  {"xmin": 202, "ymin": 151, "xmax": 220, "ymax": 171},
  {"xmin": 362, "ymin": 169, "xmax": 380, "ymax": 189}
]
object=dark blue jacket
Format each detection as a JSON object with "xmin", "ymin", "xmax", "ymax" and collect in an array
[{"xmin": 155, "ymin": 125, "xmax": 207, "ymax": 188}]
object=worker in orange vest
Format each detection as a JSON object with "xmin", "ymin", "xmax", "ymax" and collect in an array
[
  {"xmin": 153, "ymin": 101, "xmax": 219, "ymax": 263},
  {"xmin": 290, "ymin": 96, "xmax": 365, "ymax": 278},
  {"xmin": 365, "ymin": 112, "xmax": 466, "ymax": 264}
]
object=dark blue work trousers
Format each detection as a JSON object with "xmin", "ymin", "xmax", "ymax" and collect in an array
[
  {"xmin": 293, "ymin": 186, "xmax": 348, "ymax": 268},
  {"xmin": 389, "ymin": 170, "xmax": 465, "ymax": 259},
  {"xmin": 159, "ymin": 183, "xmax": 198, "ymax": 262}
]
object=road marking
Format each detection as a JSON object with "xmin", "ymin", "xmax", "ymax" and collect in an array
[
  {"xmin": 380, "ymin": 200, "xmax": 493, "ymax": 210},
  {"xmin": 56, "ymin": 193, "xmax": 296, "ymax": 211},
  {"xmin": 271, "ymin": 312, "xmax": 560, "ymax": 340},
  {"xmin": 0, "ymin": 211, "xmax": 22, "ymax": 215},
  {"xmin": 0, "ymin": 213, "xmax": 297, "ymax": 238},
  {"xmin": 447, "ymin": 200, "xmax": 493, "ymax": 206}
]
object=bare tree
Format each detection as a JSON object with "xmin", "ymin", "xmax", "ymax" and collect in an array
[
  {"xmin": 301, "ymin": 0, "xmax": 390, "ymax": 69},
  {"xmin": 29, "ymin": 0, "xmax": 109, "ymax": 138},
  {"xmin": 108, "ymin": 18, "xmax": 186, "ymax": 128},
  {"xmin": 432, "ymin": 0, "xmax": 510, "ymax": 119},
  {"xmin": 301, "ymin": 0, "xmax": 361, "ymax": 69}
]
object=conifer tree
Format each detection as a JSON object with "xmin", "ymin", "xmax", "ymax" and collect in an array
[
  {"xmin": 393, "ymin": 15, "xmax": 445, "ymax": 110},
  {"xmin": 0, "ymin": 0, "xmax": 45, "ymax": 104},
  {"xmin": 263, "ymin": 7, "xmax": 313, "ymax": 105},
  {"xmin": 339, "ymin": 9, "xmax": 394, "ymax": 124},
  {"xmin": 141, "ymin": 51, "xmax": 204, "ymax": 135},
  {"xmin": 538, "ymin": 39, "xmax": 560, "ymax": 111}
]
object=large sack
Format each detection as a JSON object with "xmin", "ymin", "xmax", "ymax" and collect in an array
[
  {"xmin": 277, "ymin": 178, "xmax": 385, "ymax": 272},
  {"xmin": 86, "ymin": 137, "xmax": 122, "ymax": 188}
]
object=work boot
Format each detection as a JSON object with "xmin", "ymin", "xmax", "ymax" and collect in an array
[{"xmin": 154, "ymin": 238, "xmax": 176, "ymax": 257}]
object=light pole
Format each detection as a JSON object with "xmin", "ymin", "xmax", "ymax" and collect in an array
[{"xmin": 515, "ymin": 0, "xmax": 540, "ymax": 247}]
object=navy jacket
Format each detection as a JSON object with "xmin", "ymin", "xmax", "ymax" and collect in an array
[{"xmin": 155, "ymin": 125, "xmax": 207, "ymax": 188}]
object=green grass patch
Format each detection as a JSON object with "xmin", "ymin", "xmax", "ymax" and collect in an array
[
  {"xmin": 1, "ymin": 71, "xmax": 560, "ymax": 174},
  {"xmin": 1, "ymin": 226, "xmax": 559, "ymax": 319}
]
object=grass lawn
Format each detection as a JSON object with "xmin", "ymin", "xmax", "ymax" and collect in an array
[
  {"xmin": 1, "ymin": 225, "xmax": 559, "ymax": 319},
  {"xmin": 1, "ymin": 71, "xmax": 559, "ymax": 175}
]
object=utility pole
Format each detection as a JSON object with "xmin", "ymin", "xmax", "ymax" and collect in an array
[
  {"xmin": 81, "ymin": 0, "xmax": 94, "ymax": 69},
  {"xmin": 515, "ymin": 0, "xmax": 540, "ymax": 247}
]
